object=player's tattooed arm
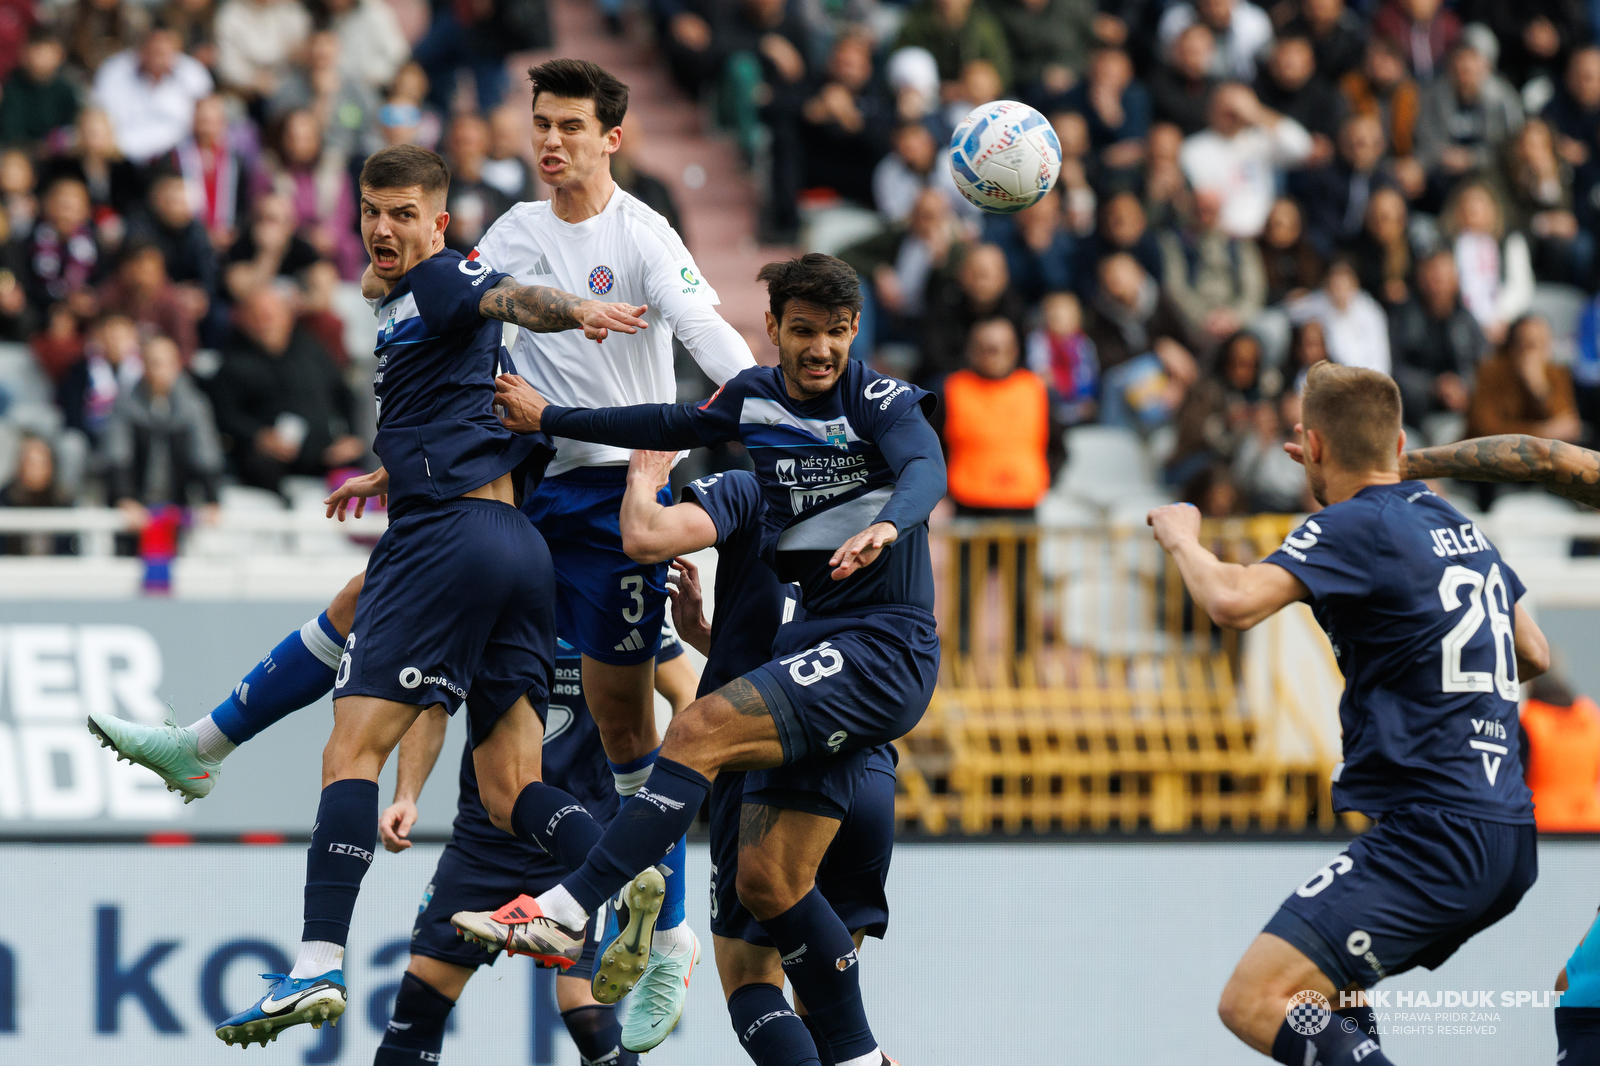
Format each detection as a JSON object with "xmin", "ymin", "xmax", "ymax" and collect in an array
[
  {"xmin": 1399, "ymin": 435, "xmax": 1600, "ymax": 507},
  {"xmin": 478, "ymin": 276, "xmax": 649, "ymax": 341},
  {"xmin": 717, "ymin": 677, "xmax": 771, "ymax": 718}
]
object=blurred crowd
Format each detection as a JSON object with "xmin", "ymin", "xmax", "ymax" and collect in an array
[
  {"xmin": 9, "ymin": 0, "xmax": 1600, "ymax": 554},
  {"xmin": 685, "ymin": 0, "xmax": 1600, "ymax": 516},
  {"xmin": 0, "ymin": 0, "xmax": 561, "ymax": 552}
]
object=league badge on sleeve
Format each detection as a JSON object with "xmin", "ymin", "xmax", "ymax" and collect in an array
[
  {"xmin": 588, "ymin": 266, "xmax": 615, "ymax": 295},
  {"xmin": 826, "ymin": 422, "xmax": 848, "ymax": 449}
]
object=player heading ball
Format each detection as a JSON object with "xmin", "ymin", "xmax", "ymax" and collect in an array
[{"xmin": 1148, "ymin": 361, "xmax": 1550, "ymax": 1066}]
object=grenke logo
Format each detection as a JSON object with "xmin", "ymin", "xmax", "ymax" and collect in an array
[{"xmin": 0, "ymin": 625, "xmax": 184, "ymax": 822}]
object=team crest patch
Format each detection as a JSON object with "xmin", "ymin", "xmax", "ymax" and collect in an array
[
  {"xmin": 825, "ymin": 422, "xmax": 848, "ymax": 449},
  {"xmin": 588, "ymin": 265, "xmax": 615, "ymax": 294}
]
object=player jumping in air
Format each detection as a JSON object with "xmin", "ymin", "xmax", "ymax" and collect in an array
[
  {"xmin": 189, "ymin": 144, "xmax": 649, "ymax": 1047},
  {"xmin": 1148, "ymin": 362, "xmax": 1551, "ymax": 1066},
  {"xmin": 464, "ymin": 57, "xmax": 757, "ymax": 1028},
  {"xmin": 454, "ymin": 253, "xmax": 941, "ymax": 1066},
  {"xmin": 612, "ymin": 449, "xmax": 899, "ymax": 1062}
]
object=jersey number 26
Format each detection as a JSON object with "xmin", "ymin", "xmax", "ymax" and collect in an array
[{"xmin": 1438, "ymin": 563, "xmax": 1518, "ymax": 702}]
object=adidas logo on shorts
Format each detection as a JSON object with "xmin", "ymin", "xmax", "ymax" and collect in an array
[{"xmin": 614, "ymin": 628, "xmax": 646, "ymax": 653}]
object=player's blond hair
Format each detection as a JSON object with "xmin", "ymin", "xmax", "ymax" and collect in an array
[{"xmin": 1301, "ymin": 361, "xmax": 1402, "ymax": 471}]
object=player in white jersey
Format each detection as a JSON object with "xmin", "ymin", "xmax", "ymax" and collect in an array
[{"xmin": 466, "ymin": 58, "xmax": 755, "ymax": 1045}]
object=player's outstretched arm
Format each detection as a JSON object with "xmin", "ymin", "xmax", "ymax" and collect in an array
[
  {"xmin": 1287, "ymin": 430, "xmax": 1600, "ymax": 508},
  {"xmin": 478, "ymin": 277, "xmax": 648, "ymax": 342},
  {"xmin": 379, "ymin": 705, "xmax": 449, "ymax": 853},
  {"xmin": 1401, "ymin": 435, "xmax": 1600, "ymax": 508},
  {"xmin": 1513, "ymin": 601, "xmax": 1552, "ymax": 683},
  {"xmin": 1148, "ymin": 503, "xmax": 1310, "ymax": 630},
  {"xmin": 618, "ymin": 449, "xmax": 718, "ymax": 563},
  {"xmin": 498, "ymin": 374, "xmax": 716, "ymax": 451}
]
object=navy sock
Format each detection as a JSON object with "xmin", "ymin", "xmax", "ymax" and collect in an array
[
  {"xmin": 561, "ymin": 1004, "xmax": 639, "ymax": 1066},
  {"xmin": 758, "ymin": 889, "xmax": 874, "ymax": 1063},
  {"xmin": 1557, "ymin": 1007, "xmax": 1600, "ymax": 1064},
  {"xmin": 727, "ymin": 983, "xmax": 822, "ymax": 1066},
  {"xmin": 511, "ymin": 781, "xmax": 603, "ymax": 873},
  {"xmin": 1272, "ymin": 1013, "xmax": 1392, "ymax": 1065},
  {"xmin": 302, "ymin": 779, "xmax": 380, "ymax": 945},
  {"xmin": 608, "ymin": 748, "xmax": 689, "ymax": 931},
  {"xmin": 801, "ymin": 1013, "xmax": 836, "ymax": 1066},
  {"xmin": 373, "ymin": 972, "xmax": 453, "ymax": 1064},
  {"xmin": 563, "ymin": 757, "xmax": 709, "ymax": 914},
  {"xmin": 211, "ymin": 613, "xmax": 343, "ymax": 743}
]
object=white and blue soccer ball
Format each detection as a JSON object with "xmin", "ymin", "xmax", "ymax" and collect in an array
[{"xmin": 948, "ymin": 100, "xmax": 1062, "ymax": 214}]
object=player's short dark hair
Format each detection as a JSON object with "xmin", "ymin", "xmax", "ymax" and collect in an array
[
  {"xmin": 528, "ymin": 59, "xmax": 629, "ymax": 131},
  {"xmin": 757, "ymin": 253, "xmax": 862, "ymax": 322},
  {"xmin": 1301, "ymin": 361, "xmax": 1402, "ymax": 471},
  {"xmin": 359, "ymin": 145, "xmax": 451, "ymax": 203}
]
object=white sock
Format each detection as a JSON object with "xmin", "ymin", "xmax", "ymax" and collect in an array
[
  {"xmin": 191, "ymin": 714, "xmax": 237, "ymax": 762},
  {"xmin": 652, "ymin": 922, "xmax": 694, "ymax": 954},
  {"xmin": 289, "ymin": 940, "xmax": 344, "ymax": 978},
  {"xmin": 612, "ymin": 763, "xmax": 653, "ymax": 797},
  {"xmin": 836, "ymin": 1049, "xmax": 882, "ymax": 1066},
  {"xmin": 536, "ymin": 884, "xmax": 589, "ymax": 931}
]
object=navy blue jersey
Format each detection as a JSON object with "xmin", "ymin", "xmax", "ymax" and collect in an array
[
  {"xmin": 682, "ymin": 469, "xmax": 803, "ymax": 696},
  {"xmin": 1264, "ymin": 482, "xmax": 1535, "ymax": 823},
  {"xmin": 372, "ymin": 249, "xmax": 550, "ymax": 516},
  {"xmin": 449, "ymin": 640, "xmax": 615, "ymax": 851},
  {"xmin": 545, "ymin": 360, "xmax": 944, "ymax": 617}
]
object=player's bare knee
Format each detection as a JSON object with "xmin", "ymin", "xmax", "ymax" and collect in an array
[
  {"xmin": 734, "ymin": 854, "xmax": 809, "ymax": 921},
  {"xmin": 659, "ymin": 701, "xmax": 724, "ymax": 767}
]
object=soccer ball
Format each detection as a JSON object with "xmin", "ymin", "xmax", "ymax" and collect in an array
[{"xmin": 948, "ymin": 100, "xmax": 1062, "ymax": 214}]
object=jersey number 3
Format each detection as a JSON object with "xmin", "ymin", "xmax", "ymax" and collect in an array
[{"xmin": 1438, "ymin": 563, "xmax": 1518, "ymax": 702}]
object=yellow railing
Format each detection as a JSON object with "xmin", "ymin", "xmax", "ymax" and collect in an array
[{"xmin": 895, "ymin": 515, "xmax": 1351, "ymax": 835}]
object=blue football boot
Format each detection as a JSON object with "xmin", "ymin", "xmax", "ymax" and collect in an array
[{"xmin": 214, "ymin": 970, "xmax": 347, "ymax": 1047}]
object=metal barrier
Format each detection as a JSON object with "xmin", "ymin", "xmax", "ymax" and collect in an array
[{"xmin": 896, "ymin": 515, "xmax": 1350, "ymax": 835}]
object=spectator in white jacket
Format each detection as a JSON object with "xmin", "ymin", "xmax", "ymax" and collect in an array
[
  {"xmin": 1179, "ymin": 82, "xmax": 1313, "ymax": 238},
  {"xmin": 1445, "ymin": 181, "xmax": 1534, "ymax": 346},
  {"xmin": 92, "ymin": 25, "xmax": 214, "ymax": 163},
  {"xmin": 1158, "ymin": 0, "xmax": 1274, "ymax": 81},
  {"xmin": 1288, "ymin": 257, "xmax": 1391, "ymax": 374},
  {"xmin": 318, "ymin": 0, "xmax": 410, "ymax": 90},
  {"xmin": 214, "ymin": 0, "xmax": 311, "ymax": 100}
]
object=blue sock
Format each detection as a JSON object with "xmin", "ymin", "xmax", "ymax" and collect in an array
[
  {"xmin": 302, "ymin": 779, "xmax": 379, "ymax": 945},
  {"xmin": 560, "ymin": 1005, "xmax": 639, "ymax": 1066},
  {"xmin": 374, "ymin": 971, "xmax": 453, "ymax": 1064},
  {"xmin": 511, "ymin": 781, "xmax": 602, "ymax": 872},
  {"xmin": 801, "ymin": 1014, "xmax": 836, "ymax": 1066},
  {"xmin": 728, "ymin": 983, "xmax": 821, "ymax": 1066},
  {"xmin": 1272, "ymin": 1010, "xmax": 1392, "ymax": 1065},
  {"xmin": 211, "ymin": 613, "xmax": 343, "ymax": 743},
  {"xmin": 564, "ymin": 757, "xmax": 709, "ymax": 914},
  {"xmin": 608, "ymin": 748, "xmax": 688, "ymax": 931},
  {"xmin": 758, "ymin": 889, "xmax": 875, "ymax": 1063}
]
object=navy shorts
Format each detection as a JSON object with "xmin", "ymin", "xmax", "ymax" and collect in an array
[
  {"xmin": 709, "ymin": 752, "xmax": 896, "ymax": 946},
  {"xmin": 746, "ymin": 606, "xmax": 938, "ymax": 764},
  {"xmin": 1264, "ymin": 805, "xmax": 1538, "ymax": 989},
  {"xmin": 337, "ymin": 498, "xmax": 555, "ymax": 742},
  {"xmin": 411, "ymin": 841, "xmax": 600, "ymax": 979},
  {"xmin": 522, "ymin": 468, "xmax": 671, "ymax": 666}
]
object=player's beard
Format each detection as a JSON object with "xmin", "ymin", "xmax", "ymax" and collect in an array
[{"xmin": 1306, "ymin": 464, "xmax": 1328, "ymax": 508}]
